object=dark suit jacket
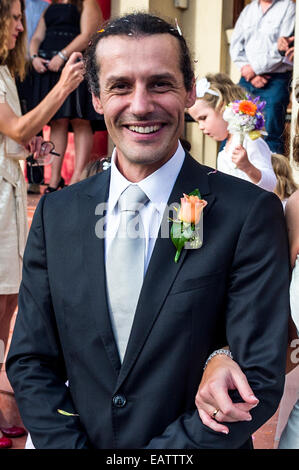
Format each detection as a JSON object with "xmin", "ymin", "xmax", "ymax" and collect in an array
[{"xmin": 7, "ymin": 153, "xmax": 290, "ymax": 449}]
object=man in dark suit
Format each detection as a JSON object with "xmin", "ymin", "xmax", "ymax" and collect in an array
[{"xmin": 6, "ymin": 13, "xmax": 290, "ymax": 449}]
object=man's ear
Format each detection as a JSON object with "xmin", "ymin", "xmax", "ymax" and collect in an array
[
  {"xmin": 185, "ymin": 78, "xmax": 196, "ymax": 109},
  {"xmin": 92, "ymin": 93, "xmax": 104, "ymax": 115}
]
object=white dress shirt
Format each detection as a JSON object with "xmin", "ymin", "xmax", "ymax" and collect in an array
[
  {"xmin": 105, "ymin": 141, "xmax": 185, "ymax": 273},
  {"xmin": 217, "ymin": 135, "xmax": 277, "ymax": 191},
  {"xmin": 230, "ymin": 0, "xmax": 295, "ymax": 75}
]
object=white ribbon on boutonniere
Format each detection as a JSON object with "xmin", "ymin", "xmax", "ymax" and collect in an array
[{"xmin": 170, "ymin": 189, "xmax": 208, "ymax": 263}]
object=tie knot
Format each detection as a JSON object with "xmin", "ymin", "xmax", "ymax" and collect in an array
[{"xmin": 118, "ymin": 185, "xmax": 149, "ymax": 212}]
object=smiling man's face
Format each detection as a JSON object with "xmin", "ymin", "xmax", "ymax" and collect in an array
[{"xmin": 92, "ymin": 34, "xmax": 195, "ymax": 178}]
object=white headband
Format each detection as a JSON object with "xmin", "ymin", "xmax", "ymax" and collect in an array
[{"xmin": 196, "ymin": 78, "xmax": 219, "ymax": 98}]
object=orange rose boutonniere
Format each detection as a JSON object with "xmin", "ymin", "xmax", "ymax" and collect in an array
[{"xmin": 171, "ymin": 189, "xmax": 207, "ymax": 263}]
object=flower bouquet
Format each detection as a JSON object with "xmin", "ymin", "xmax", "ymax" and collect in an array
[
  {"xmin": 222, "ymin": 95, "xmax": 267, "ymax": 166},
  {"xmin": 170, "ymin": 189, "xmax": 207, "ymax": 263}
]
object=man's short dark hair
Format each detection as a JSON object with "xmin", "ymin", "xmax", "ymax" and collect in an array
[{"xmin": 84, "ymin": 12, "xmax": 194, "ymax": 97}]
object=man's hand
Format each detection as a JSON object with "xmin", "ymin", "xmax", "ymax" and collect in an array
[
  {"xmin": 285, "ymin": 46, "xmax": 295, "ymax": 63},
  {"xmin": 278, "ymin": 36, "xmax": 291, "ymax": 52},
  {"xmin": 195, "ymin": 354, "xmax": 259, "ymax": 434},
  {"xmin": 241, "ymin": 64, "xmax": 256, "ymax": 81},
  {"xmin": 277, "ymin": 35, "xmax": 295, "ymax": 52},
  {"xmin": 250, "ymin": 75, "xmax": 270, "ymax": 88}
]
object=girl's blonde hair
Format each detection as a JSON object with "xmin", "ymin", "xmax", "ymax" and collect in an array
[
  {"xmin": 0, "ymin": 0, "xmax": 27, "ymax": 80},
  {"xmin": 271, "ymin": 153, "xmax": 298, "ymax": 200},
  {"xmin": 197, "ymin": 73, "xmax": 247, "ymax": 112}
]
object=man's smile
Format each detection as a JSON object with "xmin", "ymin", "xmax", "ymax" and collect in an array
[{"xmin": 127, "ymin": 124, "xmax": 163, "ymax": 134}]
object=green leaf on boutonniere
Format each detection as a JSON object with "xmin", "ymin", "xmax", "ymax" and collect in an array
[
  {"xmin": 188, "ymin": 188, "xmax": 201, "ymax": 198},
  {"xmin": 171, "ymin": 221, "xmax": 195, "ymax": 263},
  {"xmin": 57, "ymin": 409, "xmax": 79, "ymax": 416},
  {"xmin": 171, "ymin": 222, "xmax": 185, "ymax": 263}
]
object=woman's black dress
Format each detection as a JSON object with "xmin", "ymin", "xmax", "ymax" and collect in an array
[{"xmin": 31, "ymin": 3, "xmax": 105, "ymax": 131}]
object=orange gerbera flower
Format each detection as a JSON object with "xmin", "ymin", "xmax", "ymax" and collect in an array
[{"xmin": 239, "ymin": 100, "xmax": 257, "ymax": 116}]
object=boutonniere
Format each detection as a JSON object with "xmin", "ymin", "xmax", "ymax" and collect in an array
[{"xmin": 170, "ymin": 189, "xmax": 207, "ymax": 263}]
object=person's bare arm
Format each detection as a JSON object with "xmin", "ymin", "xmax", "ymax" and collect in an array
[
  {"xmin": 231, "ymin": 145, "xmax": 262, "ymax": 184},
  {"xmin": 0, "ymin": 53, "xmax": 84, "ymax": 146},
  {"xmin": 47, "ymin": 0, "xmax": 103, "ymax": 71},
  {"xmin": 29, "ymin": 13, "xmax": 49, "ymax": 74}
]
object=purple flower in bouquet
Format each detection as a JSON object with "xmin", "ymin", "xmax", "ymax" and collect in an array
[
  {"xmin": 255, "ymin": 113, "xmax": 265, "ymax": 130},
  {"xmin": 246, "ymin": 94, "xmax": 266, "ymax": 112}
]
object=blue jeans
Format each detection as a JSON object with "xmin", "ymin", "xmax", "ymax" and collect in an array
[{"xmin": 239, "ymin": 73, "xmax": 291, "ymax": 154}]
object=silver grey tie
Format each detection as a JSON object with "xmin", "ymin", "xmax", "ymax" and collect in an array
[{"xmin": 106, "ymin": 185, "xmax": 149, "ymax": 362}]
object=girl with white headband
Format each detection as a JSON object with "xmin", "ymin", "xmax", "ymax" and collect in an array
[{"xmin": 188, "ymin": 73, "xmax": 277, "ymax": 192}]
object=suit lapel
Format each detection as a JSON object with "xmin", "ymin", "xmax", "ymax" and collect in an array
[
  {"xmin": 116, "ymin": 153, "xmax": 216, "ymax": 390},
  {"xmin": 78, "ymin": 169, "xmax": 122, "ymax": 374}
]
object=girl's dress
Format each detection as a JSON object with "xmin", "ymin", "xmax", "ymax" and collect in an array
[{"xmin": 217, "ymin": 134, "xmax": 277, "ymax": 192}]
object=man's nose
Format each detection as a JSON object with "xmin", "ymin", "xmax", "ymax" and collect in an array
[{"xmin": 129, "ymin": 85, "xmax": 155, "ymax": 116}]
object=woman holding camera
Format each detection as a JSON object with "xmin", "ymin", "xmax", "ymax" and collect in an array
[{"xmin": 0, "ymin": 0, "xmax": 84, "ymax": 447}]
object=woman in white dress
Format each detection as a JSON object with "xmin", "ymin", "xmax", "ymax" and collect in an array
[
  {"xmin": 0, "ymin": 0, "xmax": 84, "ymax": 447},
  {"xmin": 188, "ymin": 73, "xmax": 277, "ymax": 192}
]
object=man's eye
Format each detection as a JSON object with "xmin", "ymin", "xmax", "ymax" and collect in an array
[
  {"xmin": 153, "ymin": 81, "xmax": 172, "ymax": 90},
  {"xmin": 111, "ymin": 83, "xmax": 130, "ymax": 92}
]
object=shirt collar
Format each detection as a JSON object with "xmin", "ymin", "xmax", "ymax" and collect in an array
[
  {"xmin": 107, "ymin": 141, "xmax": 185, "ymax": 215},
  {"xmin": 256, "ymin": 0, "xmax": 279, "ymax": 7}
]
